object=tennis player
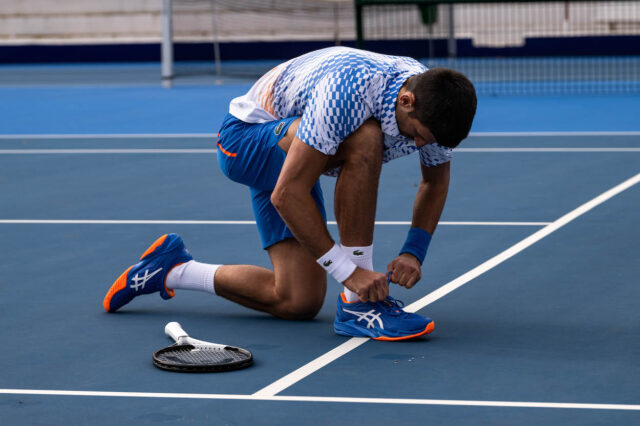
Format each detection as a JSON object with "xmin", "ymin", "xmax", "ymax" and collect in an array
[{"xmin": 103, "ymin": 46, "xmax": 477, "ymax": 341}]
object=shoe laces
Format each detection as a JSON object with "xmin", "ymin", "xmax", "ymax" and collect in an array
[{"xmin": 377, "ymin": 296, "xmax": 407, "ymax": 315}]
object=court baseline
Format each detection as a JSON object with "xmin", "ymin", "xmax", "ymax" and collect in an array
[{"xmin": 0, "ymin": 389, "xmax": 638, "ymax": 411}]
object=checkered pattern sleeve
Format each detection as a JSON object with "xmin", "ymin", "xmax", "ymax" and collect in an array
[
  {"xmin": 419, "ymin": 143, "xmax": 453, "ymax": 167},
  {"xmin": 295, "ymin": 71, "xmax": 372, "ymax": 156}
]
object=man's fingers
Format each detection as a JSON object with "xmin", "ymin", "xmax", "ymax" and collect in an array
[
  {"xmin": 400, "ymin": 272, "xmax": 413, "ymax": 288},
  {"xmin": 407, "ymin": 271, "xmax": 421, "ymax": 288},
  {"xmin": 379, "ymin": 280, "xmax": 389, "ymax": 301},
  {"xmin": 398, "ymin": 271, "xmax": 410, "ymax": 287},
  {"xmin": 386, "ymin": 260, "xmax": 397, "ymax": 271},
  {"xmin": 351, "ymin": 269, "xmax": 398, "ymax": 302},
  {"xmin": 389, "ymin": 270, "xmax": 404, "ymax": 285},
  {"xmin": 404, "ymin": 276, "xmax": 417, "ymax": 289},
  {"xmin": 369, "ymin": 277, "xmax": 385, "ymax": 302},
  {"xmin": 387, "ymin": 264, "xmax": 421, "ymax": 288},
  {"xmin": 364, "ymin": 284, "xmax": 378, "ymax": 303},
  {"xmin": 359, "ymin": 287, "xmax": 370, "ymax": 303}
]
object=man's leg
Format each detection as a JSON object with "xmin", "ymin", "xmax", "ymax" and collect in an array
[
  {"xmin": 213, "ymin": 239, "xmax": 326, "ymax": 320},
  {"xmin": 330, "ymin": 118, "xmax": 384, "ymax": 247},
  {"xmin": 169, "ymin": 119, "xmax": 382, "ymax": 315},
  {"xmin": 210, "ymin": 116, "xmax": 326, "ymax": 320},
  {"xmin": 328, "ymin": 119, "xmax": 384, "ymax": 301}
]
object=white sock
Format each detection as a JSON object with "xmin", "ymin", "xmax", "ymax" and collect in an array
[
  {"xmin": 165, "ymin": 260, "xmax": 221, "ymax": 295},
  {"xmin": 340, "ymin": 244, "xmax": 374, "ymax": 303}
]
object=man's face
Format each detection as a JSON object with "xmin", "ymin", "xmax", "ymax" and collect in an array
[
  {"xmin": 395, "ymin": 89, "xmax": 436, "ymax": 148},
  {"xmin": 397, "ymin": 112, "xmax": 436, "ymax": 148}
]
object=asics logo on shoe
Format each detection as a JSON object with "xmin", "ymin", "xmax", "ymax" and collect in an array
[
  {"xmin": 343, "ymin": 308, "xmax": 384, "ymax": 330},
  {"xmin": 130, "ymin": 267, "xmax": 163, "ymax": 292},
  {"xmin": 323, "ymin": 260, "xmax": 333, "ymax": 267},
  {"xmin": 352, "ymin": 250, "xmax": 364, "ymax": 256}
]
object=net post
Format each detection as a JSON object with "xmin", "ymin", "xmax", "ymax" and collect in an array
[
  {"xmin": 161, "ymin": 0, "xmax": 174, "ymax": 88},
  {"xmin": 355, "ymin": 1, "xmax": 364, "ymax": 49},
  {"xmin": 333, "ymin": 1, "xmax": 341, "ymax": 46},
  {"xmin": 211, "ymin": 0, "xmax": 222, "ymax": 84}
]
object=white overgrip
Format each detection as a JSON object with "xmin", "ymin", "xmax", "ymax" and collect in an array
[{"xmin": 165, "ymin": 321, "xmax": 189, "ymax": 343}]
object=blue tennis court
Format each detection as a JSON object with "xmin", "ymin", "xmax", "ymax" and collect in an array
[{"xmin": 0, "ymin": 63, "xmax": 639, "ymax": 424}]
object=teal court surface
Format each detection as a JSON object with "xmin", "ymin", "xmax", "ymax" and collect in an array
[{"xmin": 0, "ymin": 64, "xmax": 639, "ymax": 425}]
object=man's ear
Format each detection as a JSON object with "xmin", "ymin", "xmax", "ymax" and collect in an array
[{"xmin": 397, "ymin": 90, "xmax": 416, "ymax": 111}]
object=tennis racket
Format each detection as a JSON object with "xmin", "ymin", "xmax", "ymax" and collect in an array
[{"xmin": 152, "ymin": 322, "xmax": 253, "ymax": 372}]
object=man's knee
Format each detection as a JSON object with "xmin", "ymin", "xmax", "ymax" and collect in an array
[
  {"xmin": 274, "ymin": 272, "xmax": 326, "ymax": 320},
  {"xmin": 267, "ymin": 237, "xmax": 327, "ymax": 320},
  {"xmin": 276, "ymin": 297, "xmax": 324, "ymax": 321}
]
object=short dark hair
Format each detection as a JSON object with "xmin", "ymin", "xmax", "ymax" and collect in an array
[{"xmin": 406, "ymin": 68, "xmax": 477, "ymax": 148}]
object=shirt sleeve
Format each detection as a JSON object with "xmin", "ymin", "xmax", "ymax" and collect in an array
[
  {"xmin": 419, "ymin": 143, "xmax": 452, "ymax": 167},
  {"xmin": 295, "ymin": 71, "xmax": 372, "ymax": 156}
]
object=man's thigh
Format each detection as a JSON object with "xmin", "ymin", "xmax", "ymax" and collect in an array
[
  {"xmin": 217, "ymin": 113, "xmax": 326, "ymax": 250},
  {"xmin": 217, "ymin": 113, "xmax": 299, "ymax": 191},
  {"xmin": 250, "ymin": 181, "xmax": 326, "ymax": 249}
]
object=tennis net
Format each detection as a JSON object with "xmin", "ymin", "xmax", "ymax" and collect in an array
[{"xmin": 162, "ymin": 0, "xmax": 640, "ymax": 94}]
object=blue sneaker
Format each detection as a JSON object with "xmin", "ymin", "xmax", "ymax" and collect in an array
[
  {"xmin": 103, "ymin": 234, "xmax": 193, "ymax": 312},
  {"xmin": 334, "ymin": 293, "xmax": 435, "ymax": 341}
]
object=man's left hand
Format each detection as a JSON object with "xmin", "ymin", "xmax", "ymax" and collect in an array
[{"xmin": 386, "ymin": 253, "xmax": 422, "ymax": 288}]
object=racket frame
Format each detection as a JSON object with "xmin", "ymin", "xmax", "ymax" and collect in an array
[{"xmin": 152, "ymin": 322, "xmax": 253, "ymax": 372}]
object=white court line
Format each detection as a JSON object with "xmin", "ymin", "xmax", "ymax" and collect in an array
[
  {"xmin": 0, "ymin": 219, "xmax": 550, "ymax": 226},
  {"xmin": 0, "ymin": 389, "xmax": 638, "ymax": 411},
  {"xmin": 0, "ymin": 131, "xmax": 639, "ymax": 140},
  {"xmin": 253, "ymin": 171, "xmax": 640, "ymax": 397},
  {"xmin": 468, "ymin": 131, "xmax": 640, "ymax": 137},
  {"xmin": 0, "ymin": 133, "xmax": 218, "ymax": 139},
  {"xmin": 456, "ymin": 148, "xmax": 640, "ymax": 152},
  {"xmin": 0, "ymin": 149, "xmax": 218, "ymax": 154},
  {"xmin": 1, "ymin": 148, "xmax": 640, "ymax": 155}
]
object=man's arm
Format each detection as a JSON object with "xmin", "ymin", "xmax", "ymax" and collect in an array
[
  {"xmin": 387, "ymin": 160, "xmax": 450, "ymax": 288},
  {"xmin": 272, "ymin": 137, "xmax": 388, "ymax": 301},
  {"xmin": 271, "ymin": 138, "xmax": 334, "ymax": 257}
]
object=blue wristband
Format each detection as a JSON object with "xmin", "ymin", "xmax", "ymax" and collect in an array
[{"xmin": 399, "ymin": 227, "xmax": 432, "ymax": 265}]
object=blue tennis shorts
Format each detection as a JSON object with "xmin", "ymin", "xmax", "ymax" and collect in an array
[{"xmin": 217, "ymin": 113, "xmax": 326, "ymax": 249}]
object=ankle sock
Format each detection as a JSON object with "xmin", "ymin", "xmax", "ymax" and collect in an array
[
  {"xmin": 340, "ymin": 244, "xmax": 374, "ymax": 303},
  {"xmin": 165, "ymin": 260, "xmax": 220, "ymax": 295}
]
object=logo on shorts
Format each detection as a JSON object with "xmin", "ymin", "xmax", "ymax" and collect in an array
[
  {"xmin": 323, "ymin": 260, "xmax": 333, "ymax": 267},
  {"xmin": 274, "ymin": 121, "xmax": 285, "ymax": 136}
]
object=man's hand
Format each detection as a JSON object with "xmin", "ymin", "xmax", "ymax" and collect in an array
[
  {"xmin": 343, "ymin": 268, "xmax": 389, "ymax": 302},
  {"xmin": 387, "ymin": 254, "xmax": 422, "ymax": 288}
]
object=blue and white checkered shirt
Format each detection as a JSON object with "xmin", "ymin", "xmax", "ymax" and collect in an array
[{"xmin": 229, "ymin": 47, "xmax": 452, "ymax": 175}]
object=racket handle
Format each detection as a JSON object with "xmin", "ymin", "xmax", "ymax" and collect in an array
[{"xmin": 165, "ymin": 321, "xmax": 189, "ymax": 343}]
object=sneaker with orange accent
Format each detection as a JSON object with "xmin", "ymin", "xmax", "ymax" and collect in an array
[
  {"xmin": 102, "ymin": 233, "xmax": 193, "ymax": 313},
  {"xmin": 334, "ymin": 293, "xmax": 435, "ymax": 341}
]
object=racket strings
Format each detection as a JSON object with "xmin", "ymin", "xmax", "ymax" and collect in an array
[{"xmin": 156, "ymin": 346, "xmax": 250, "ymax": 366}]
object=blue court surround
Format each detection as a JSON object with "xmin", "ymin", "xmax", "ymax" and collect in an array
[
  {"xmin": 0, "ymin": 63, "xmax": 639, "ymax": 425},
  {"xmin": 1, "ymin": 85, "xmax": 640, "ymax": 135}
]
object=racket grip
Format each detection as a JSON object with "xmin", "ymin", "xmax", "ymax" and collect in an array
[{"xmin": 165, "ymin": 321, "xmax": 189, "ymax": 342}]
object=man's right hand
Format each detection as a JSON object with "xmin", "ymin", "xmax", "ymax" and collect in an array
[{"xmin": 343, "ymin": 268, "xmax": 388, "ymax": 302}]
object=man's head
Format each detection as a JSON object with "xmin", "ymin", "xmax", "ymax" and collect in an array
[{"xmin": 396, "ymin": 68, "xmax": 477, "ymax": 148}]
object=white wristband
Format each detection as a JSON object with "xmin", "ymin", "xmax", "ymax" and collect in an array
[{"xmin": 317, "ymin": 243, "xmax": 358, "ymax": 283}]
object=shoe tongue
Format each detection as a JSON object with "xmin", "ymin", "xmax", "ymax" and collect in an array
[{"xmin": 382, "ymin": 300, "xmax": 400, "ymax": 312}]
